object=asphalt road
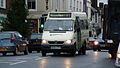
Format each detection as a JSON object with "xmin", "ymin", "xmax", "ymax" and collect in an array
[{"xmin": 0, "ymin": 50, "xmax": 116, "ymax": 68}]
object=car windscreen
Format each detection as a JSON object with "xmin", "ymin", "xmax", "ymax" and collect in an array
[
  {"xmin": 0, "ymin": 33, "xmax": 11, "ymax": 39},
  {"xmin": 44, "ymin": 20, "xmax": 74, "ymax": 31},
  {"xmin": 98, "ymin": 33, "xmax": 102, "ymax": 39},
  {"xmin": 30, "ymin": 34, "xmax": 42, "ymax": 39}
]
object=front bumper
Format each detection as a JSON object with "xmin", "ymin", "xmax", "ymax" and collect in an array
[
  {"xmin": 41, "ymin": 44, "xmax": 76, "ymax": 53},
  {"xmin": 28, "ymin": 44, "xmax": 41, "ymax": 51},
  {"xmin": 0, "ymin": 49, "xmax": 16, "ymax": 53}
]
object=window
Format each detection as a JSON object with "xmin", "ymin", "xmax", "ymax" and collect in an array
[
  {"xmin": 0, "ymin": 0, "xmax": 6, "ymax": 9},
  {"xmin": 46, "ymin": 0, "xmax": 48, "ymax": 10},
  {"xmin": 27, "ymin": 0, "xmax": 37, "ymax": 11}
]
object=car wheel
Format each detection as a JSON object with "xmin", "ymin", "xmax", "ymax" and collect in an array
[
  {"xmin": 24, "ymin": 47, "xmax": 29, "ymax": 55},
  {"xmin": 37, "ymin": 50, "xmax": 40, "ymax": 53},
  {"xmin": 78, "ymin": 48, "xmax": 82, "ymax": 55},
  {"xmin": 70, "ymin": 51, "xmax": 76, "ymax": 56},
  {"xmin": 14, "ymin": 47, "xmax": 18, "ymax": 56},
  {"xmin": 2, "ymin": 53, "xmax": 7, "ymax": 56},
  {"xmin": 53, "ymin": 52, "xmax": 60, "ymax": 55},
  {"xmin": 82, "ymin": 49, "xmax": 86, "ymax": 55},
  {"xmin": 29, "ymin": 50, "xmax": 32, "ymax": 53},
  {"xmin": 82, "ymin": 46, "xmax": 86, "ymax": 55},
  {"xmin": 42, "ymin": 51, "xmax": 46, "ymax": 56},
  {"xmin": 98, "ymin": 49, "xmax": 101, "ymax": 51},
  {"xmin": 93, "ymin": 49, "xmax": 97, "ymax": 51}
]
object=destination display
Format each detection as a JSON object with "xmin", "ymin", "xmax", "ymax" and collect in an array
[{"xmin": 49, "ymin": 13, "xmax": 71, "ymax": 18}]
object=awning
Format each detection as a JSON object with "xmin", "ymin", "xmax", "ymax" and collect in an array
[{"xmin": 27, "ymin": 14, "xmax": 42, "ymax": 19}]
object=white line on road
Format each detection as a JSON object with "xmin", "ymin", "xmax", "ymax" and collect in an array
[
  {"xmin": 10, "ymin": 61, "xmax": 27, "ymax": 65},
  {"xmin": 35, "ymin": 57, "xmax": 48, "ymax": 60},
  {"xmin": 0, "ymin": 62, "xmax": 10, "ymax": 64}
]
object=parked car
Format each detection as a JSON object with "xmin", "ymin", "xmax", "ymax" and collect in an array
[
  {"xmin": 28, "ymin": 33, "xmax": 42, "ymax": 53},
  {"xmin": 92, "ymin": 33, "xmax": 106, "ymax": 51},
  {"xmin": 88, "ymin": 37, "xmax": 96, "ymax": 49},
  {"xmin": 115, "ymin": 43, "xmax": 120, "ymax": 67},
  {"xmin": 88, "ymin": 33, "xmax": 106, "ymax": 51},
  {"xmin": 0, "ymin": 31, "xmax": 28, "ymax": 56}
]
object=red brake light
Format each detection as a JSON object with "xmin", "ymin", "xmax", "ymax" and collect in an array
[{"xmin": 10, "ymin": 33, "xmax": 14, "ymax": 43}]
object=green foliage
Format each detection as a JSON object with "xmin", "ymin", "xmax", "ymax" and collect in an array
[{"xmin": 1, "ymin": 0, "xmax": 31, "ymax": 38}]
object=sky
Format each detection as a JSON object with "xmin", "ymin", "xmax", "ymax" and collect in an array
[
  {"xmin": 98, "ymin": 0, "xmax": 108, "ymax": 4},
  {"xmin": 97, "ymin": 0, "xmax": 108, "ymax": 7}
]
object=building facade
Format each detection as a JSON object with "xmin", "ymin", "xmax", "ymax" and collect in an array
[
  {"xmin": 0, "ymin": 0, "xmax": 7, "ymax": 22},
  {"xmin": 26, "ymin": 0, "xmax": 46, "ymax": 33},
  {"xmin": 0, "ymin": 0, "xmax": 11, "ymax": 30},
  {"xmin": 26, "ymin": 0, "xmax": 87, "ymax": 33},
  {"xmin": 49, "ymin": 0, "xmax": 84, "ymax": 12}
]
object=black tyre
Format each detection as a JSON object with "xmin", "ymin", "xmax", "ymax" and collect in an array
[
  {"xmin": 53, "ymin": 52, "xmax": 60, "ymax": 55},
  {"xmin": 111, "ymin": 53, "xmax": 116, "ymax": 59},
  {"xmin": 93, "ymin": 49, "xmax": 97, "ymax": 51},
  {"xmin": 82, "ymin": 41, "xmax": 86, "ymax": 55},
  {"xmin": 78, "ymin": 49, "xmax": 82, "ymax": 55},
  {"xmin": 2, "ymin": 53, "xmax": 7, "ymax": 56},
  {"xmin": 82, "ymin": 48, "xmax": 86, "ymax": 55},
  {"xmin": 29, "ymin": 50, "xmax": 32, "ymax": 53},
  {"xmin": 70, "ymin": 51, "xmax": 76, "ymax": 56},
  {"xmin": 14, "ymin": 47, "xmax": 18, "ymax": 56},
  {"xmin": 24, "ymin": 47, "xmax": 29, "ymax": 55},
  {"xmin": 98, "ymin": 49, "xmax": 101, "ymax": 51},
  {"xmin": 42, "ymin": 51, "xmax": 46, "ymax": 56},
  {"xmin": 37, "ymin": 50, "xmax": 40, "ymax": 53}
]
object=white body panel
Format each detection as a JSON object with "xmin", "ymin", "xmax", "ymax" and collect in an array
[{"xmin": 42, "ymin": 31, "xmax": 74, "ymax": 41}]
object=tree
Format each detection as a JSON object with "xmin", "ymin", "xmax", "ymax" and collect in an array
[{"xmin": 1, "ymin": 0, "xmax": 31, "ymax": 38}]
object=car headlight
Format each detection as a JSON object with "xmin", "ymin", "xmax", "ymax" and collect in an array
[
  {"xmin": 42, "ymin": 40, "xmax": 48, "ymax": 44},
  {"xmin": 64, "ymin": 40, "xmax": 72, "ymax": 44},
  {"xmin": 107, "ymin": 40, "xmax": 113, "ymax": 43},
  {"xmin": 94, "ymin": 41, "xmax": 99, "ymax": 45},
  {"xmin": 22, "ymin": 43, "xmax": 27, "ymax": 46}
]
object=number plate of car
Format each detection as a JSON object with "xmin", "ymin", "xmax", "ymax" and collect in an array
[
  {"xmin": 33, "ymin": 42, "xmax": 41, "ymax": 44},
  {"xmin": 51, "ymin": 46, "xmax": 61, "ymax": 49},
  {"xmin": 100, "ymin": 45, "xmax": 105, "ymax": 47},
  {"xmin": 0, "ymin": 48, "xmax": 7, "ymax": 51}
]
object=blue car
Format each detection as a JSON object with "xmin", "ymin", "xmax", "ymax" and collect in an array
[
  {"xmin": 0, "ymin": 31, "xmax": 28, "ymax": 56},
  {"xmin": 28, "ymin": 33, "xmax": 42, "ymax": 53}
]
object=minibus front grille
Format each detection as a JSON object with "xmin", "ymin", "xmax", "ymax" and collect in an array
[{"xmin": 48, "ymin": 41, "xmax": 64, "ymax": 44}]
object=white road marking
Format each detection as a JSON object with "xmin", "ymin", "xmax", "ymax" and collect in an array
[
  {"xmin": 0, "ymin": 60, "xmax": 3, "ymax": 61},
  {"xmin": 0, "ymin": 56, "xmax": 49, "ymax": 65},
  {"xmin": 10, "ymin": 61, "xmax": 27, "ymax": 65},
  {"xmin": 35, "ymin": 57, "xmax": 48, "ymax": 60},
  {"xmin": 0, "ymin": 62, "xmax": 10, "ymax": 64},
  {"xmin": 16, "ymin": 56, "xmax": 40, "ymax": 60}
]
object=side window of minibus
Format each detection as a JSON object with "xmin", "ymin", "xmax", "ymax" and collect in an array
[{"xmin": 74, "ymin": 17, "xmax": 80, "ymax": 32}]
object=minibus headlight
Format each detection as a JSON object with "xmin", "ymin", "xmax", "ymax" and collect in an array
[
  {"xmin": 42, "ymin": 40, "xmax": 48, "ymax": 44},
  {"xmin": 65, "ymin": 40, "xmax": 72, "ymax": 44},
  {"xmin": 117, "ymin": 53, "xmax": 120, "ymax": 58}
]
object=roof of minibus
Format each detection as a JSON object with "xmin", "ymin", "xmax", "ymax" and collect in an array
[{"xmin": 47, "ymin": 12, "xmax": 87, "ymax": 20}]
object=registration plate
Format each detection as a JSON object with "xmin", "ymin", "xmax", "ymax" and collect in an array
[
  {"xmin": 51, "ymin": 46, "xmax": 61, "ymax": 49},
  {"xmin": 100, "ymin": 45, "xmax": 105, "ymax": 47},
  {"xmin": 0, "ymin": 49, "xmax": 7, "ymax": 51},
  {"xmin": 33, "ymin": 42, "xmax": 41, "ymax": 44}
]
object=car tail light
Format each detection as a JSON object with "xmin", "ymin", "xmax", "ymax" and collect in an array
[
  {"xmin": 10, "ymin": 33, "xmax": 14, "ymax": 43},
  {"xmin": 94, "ymin": 41, "xmax": 99, "ymax": 45},
  {"xmin": 117, "ymin": 53, "xmax": 120, "ymax": 58}
]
